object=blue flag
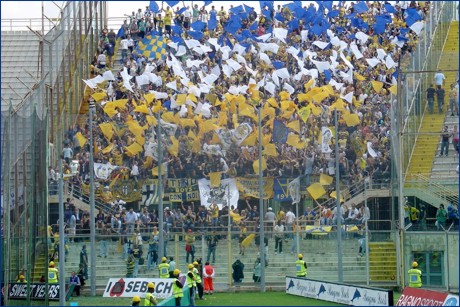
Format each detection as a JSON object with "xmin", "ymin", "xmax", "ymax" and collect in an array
[
  {"xmin": 287, "ymin": 19, "xmax": 299, "ymax": 32},
  {"xmin": 404, "ymin": 8, "xmax": 422, "ymax": 26},
  {"xmin": 275, "ymin": 12, "xmax": 285, "ymax": 22},
  {"xmin": 208, "ymin": 18, "xmax": 218, "ymax": 31},
  {"xmin": 188, "ymin": 31, "xmax": 204, "ymax": 40},
  {"xmin": 164, "ymin": 0, "xmax": 180, "ymax": 7},
  {"xmin": 384, "ymin": 4, "xmax": 395, "ymax": 14},
  {"xmin": 224, "ymin": 15, "xmax": 241, "ymax": 34},
  {"xmin": 177, "ymin": 7, "xmax": 187, "ymax": 14},
  {"xmin": 171, "ymin": 25, "xmax": 182, "ymax": 35},
  {"xmin": 243, "ymin": 4, "xmax": 254, "ymax": 13},
  {"xmin": 149, "ymin": 1, "xmax": 160, "ymax": 13},
  {"xmin": 116, "ymin": 26, "xmax": 125, "ymax": 39},
  {"xmin": 272, "ymin": 61, "xmax": 284, "ymax": 69},
  {"xmin": 249, "ymin": 20, "xmax": 258, "ymax": 31},
  {"xmin": 204, "ymin": 1, "xmax": 213, "ymax": 6},
  {"xmin": 230, "ymin": 5, "xmax": 244, "ymax": 15},
  {"xmin": 259, "ymin": 0, "xmax": 274, "ymax": 12},
  {"xmin": 273, "ymin": 120, "xmax": 289, "ymax": 144},
  {"xmin": 327, "ymin": 10, "xmax": 340, "ymax": 18},
  {"xmin": 191, "ymin": 20, "xmax": 206, "ymax": 32},
  {"xmin": 353, "ymin": 2, "xmax": 368, "ymax": 14},
  {"xmin": 323, "ymin": 70, "xmax": 331, "ymax": 82}
]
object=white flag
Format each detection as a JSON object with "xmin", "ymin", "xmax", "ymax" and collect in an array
[
  {"xmin": 198, "ymin": 178, "xmax": 239, "ymax": 209},
  {"xmin": 321, "ymin": 127, "xmax": 333, "ymax": 153},
  {"xmin": 288, "ymin": 177, "xmax": 301, "ymax": 204}
]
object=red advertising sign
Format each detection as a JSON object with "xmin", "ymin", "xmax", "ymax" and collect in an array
[{"xmin": 397, "ymin": 287, "xmax": 448, "ymax": 306}]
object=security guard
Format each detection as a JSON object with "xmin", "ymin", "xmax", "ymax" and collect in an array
[
  {"xmin": 295, "ymin": 254, "xmax": 307, "ymax": 278},
  {"xmin": 48, "ymin": 261, "xmax": 59, "ymax": 283},
  {"xmin": 144, "ymin": 282, "xmax": 158, "ymax": 306},
  {"xmin": 193, "ymin": 261, "xmax": 204, "ymax": 300},
  {"xmin": 16, "ymin": 275, "xmax": 27, "ymax": 283},
  {"xmin": 186, "ymin": 263, "xmax": 196, "ymax": 306},
  {"xmin": 158, "ymin": 257, "xmax": 170, "ymax": 278},
  {"xmin": 132, "ymin": 295, "xmax": 141, "ymax": 306},
  {"xmin": 172, "ymin": 269, "xmax": 184, "ymax": 306},
  {"xmin": 408, "ymin": 261, "xmax": 422, "ymax": 288}
]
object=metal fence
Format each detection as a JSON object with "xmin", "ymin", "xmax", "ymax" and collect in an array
[{"xmin": 1, "ymin": 1, "xmax": 107, "ymax": 305}]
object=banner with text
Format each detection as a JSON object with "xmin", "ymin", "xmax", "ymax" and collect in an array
[
  {"xmin": 166, "ymin": 178, "xmax": 200, "ymax": 202},
  {"xmin": 8, "ymin": 283, "xmax": 60, "ymax": 300},
  {"xmin": 286, "ymin": 276, "xmax": 393, "ymax": 306},
  {"xmin": 103, "ymin": 278, "xmax": 185, "ymax": 299},
  {"xmin": 235, "ymin": 177, "xmax": 274, "ymax": 199},
  {"xmin": 273, "ymin": 178, "xmax": 295, "ymax": 202},
  {"xmin": 396, "ymin": 287, "xmax": 458, "ymax": 306},
  {"xmin": 198, "ymin": 178, "xmax": 239, "ymax": 209}
]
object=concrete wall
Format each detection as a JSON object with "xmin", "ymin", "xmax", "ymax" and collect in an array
[{"xmin": 404, "ymin": 232, "xmax": 458, "ymax": 291}]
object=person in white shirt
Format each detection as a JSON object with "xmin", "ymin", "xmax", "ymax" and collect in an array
[
  {"xmin": 127, "ymin": 35, "xmax": 134, "ymax": 53},
  {"xmin": 130, "ymin": 161, "xmax": 139, "ymax": 190},
  {"xmin": 332, "ymin": 205, "xmax": 344, "ymax": 225},
  {"xmin": 120, "ymin": 36, "xmax": 129, "ymax": 63},
  {"xmin": 434, "ymin": 69, "xmax": 446, "ymax": 89},
  {"xmin": 285, "ymin": 209, "xmax": 295, "ymax": 239},
  {"xmin": 274, "ymin": 220, "xmax": 284, "ymax": 254},
  {"xmin": 345, "ymin": 204, "xmax": 359, "ymax": 225}
]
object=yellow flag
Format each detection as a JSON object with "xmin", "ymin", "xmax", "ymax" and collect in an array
[
  {"xmin": 152, "ymin": 164, "xmax": 166, "ymax": 176},
  {"xmin": 281, "ymin": 109, "xmax": 295, "ymax": 119},
  {"xmin": 103, "ymin": 106, "xmax": 118, "ymax": 118},
  {"xmin": 113, "ymin": 99, "xmax": 128, "ymax": 109},
  {"xmin": 162, "ymin": 112, "xmax": 175, "ymax": 123},
  {"xmin": 101, "ymin": 143, "xmax": 114, "ymax": 154},
  {"xmin": 75, "ymin": 132, "xmax": 87, "ymax": 147},
  {"xmin": 298, "ymin": 106, "xmax": 311, "ymax": 123},
  {"xmin": 209, "ymin": 172, "xmax": 222, "ymax": 188},
  {"xmin": 135, "ymin": 135, "xmax": 145, "ymax": 146},
  {"xmin": 330, "ymin": 98, "xmax": 346, "ymax": 112},
  {"xmin": 143, "ymin": 156, "xmax": 153, "ymax": 168},
  {"xmin": 188, "ymin": 130, "xmax": 197, "ymax": 140},
  {"xmin": 168, "ymin": 136, "xmax": 179, "ymax": 157},
  {"xmin": 125, "ymin": 142, "xmax": 143, "ymax": 156},
  {"xmin": 307, "ymin": 183, "xmax": 326, "ymax": 200},
  {"xmin": 279, "ymin": 91, "xmax": 290, "ymax": 100},
  {"xmin": 201, "ymin": 120, "xmax": 216, "ymax": 133},
  {"xmin": 342, "ymin": 113, "xmax": 361, "ymax": 127},
  {"xmin": 91, "ymin": 92, "xmax": 106, "ymax": 102},
  {"xmin": 135, "ymin": 104, "xmax": 150, "ymax": 114},
  {"xmin": 263, "ymin": 143, "xmax": 277, "ymax": 157},
  {"xmin": 304, "ymin": 79, "xmax": 314, "ymax": 91},
  {"xmin": 99, "ymin": 123, "xmax": 114, "ymax": 140},
  {"xmin": 320, "ymin": 174, "xmax": 333, "ymax": 185},
  {"xmin": 287, "ymin": 120, "xmax": 300, "ymax": 133},
  {"xmin": 354, "ymin": 72, "xmax": 366, "ymax": 81},
  {"xmin": 389, "ymin": 84, "xmax": 397, "ymax": 95},
  {"xmin": 180, "ymin": 118, "xmax": 196, "ymax": 128},
  {"xmin": 371, "ymin": 80, "xmax": 383, "ymax": 93},
  {"xmin": 312, "ymin": 91, "xmax": 329, "ymax": 103},
  {"xmin": 329, "ymin": 190, "xmax": 344, "ymax": 202},
  {"xmin": 176, "ymin": 94, "xmax": 187, "ymax": 105},
  {"xmin": 240, "ymin": 132, "xmax": 257, "ymax": 146},
  {"xmin": 297, "ymin": 93, "xmax": 309, "ymax": 102},
  {"xmin": 144, "ymin": 93, "xmax": 155, "ymax": 104},
  {"xmin": 252, "ymin": 157, "xmax": 267, "ymax": 174},
  {"xmin": 187, "ymin": 93, "xmax": 197, "ymax": 102},
  {"xmin": 205, "ymin": 93, "xmax": 217, "ymax": 104},
  {"xmin": 309, "ymin": 103, "xmax": 322, "ymax": 116},
  {"xmin": 146, "ymin": 115, "xmax": 158, "ymax": 126},
  {"xmin": 267, "ymin": 97, "xmax": 279, "ymax": 108},
  {"xmin": 262, "ymin": 106, "xmax": 275, "ymax": 120}
]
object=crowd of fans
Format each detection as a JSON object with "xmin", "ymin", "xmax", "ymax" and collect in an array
[{"xmin": 51, "ymin": 1, "xmax": 436, "ymax": 237}]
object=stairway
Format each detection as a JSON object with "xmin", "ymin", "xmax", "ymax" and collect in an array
[
  {"xmin": 62, "ymin": 235, "xmax": 371, "ymax": 293},
  {"xmin": 368, "ymin": 242, "xmax": 397, "ymax": 283},
  {"xmin": 406, "ymin": 21, "xmax": 459, "ymax": 180}
]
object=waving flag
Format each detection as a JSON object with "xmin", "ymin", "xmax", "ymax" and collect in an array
[
  {"xmin": 136, "ymin": 35, "xmax": 167, "ymax": 60},
  {"xmin": 149, "ymin": 1, "xmax": 160, "ymax": 13}
]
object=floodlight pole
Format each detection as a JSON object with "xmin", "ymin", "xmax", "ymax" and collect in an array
[
  {"xmin": 334, "ymin": 109, "xmax": 343, "ymax": 282},
  {"xmin": 57, "ymin": 124, "xmax": 65, "ymax": 305},
  {"xmin": 258, "ymin": 105, "xmax": 266, "ymax": 292},
  {"xmin": 89, "ymin": 99, "xmax": 96, "ymax": 296},
  {"xmin": 157, "ymin": 110, "xmax": 164, "ymax": 260}
]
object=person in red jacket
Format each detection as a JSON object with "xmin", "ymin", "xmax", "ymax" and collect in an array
[{"xmin": 203, "ymin": 261, "xmax": 215, "ymax": 295}]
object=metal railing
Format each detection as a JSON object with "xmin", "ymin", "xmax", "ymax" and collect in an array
[{"xmin": 405, "ymin": 174, "xmax": 459, "ymax": 206}]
